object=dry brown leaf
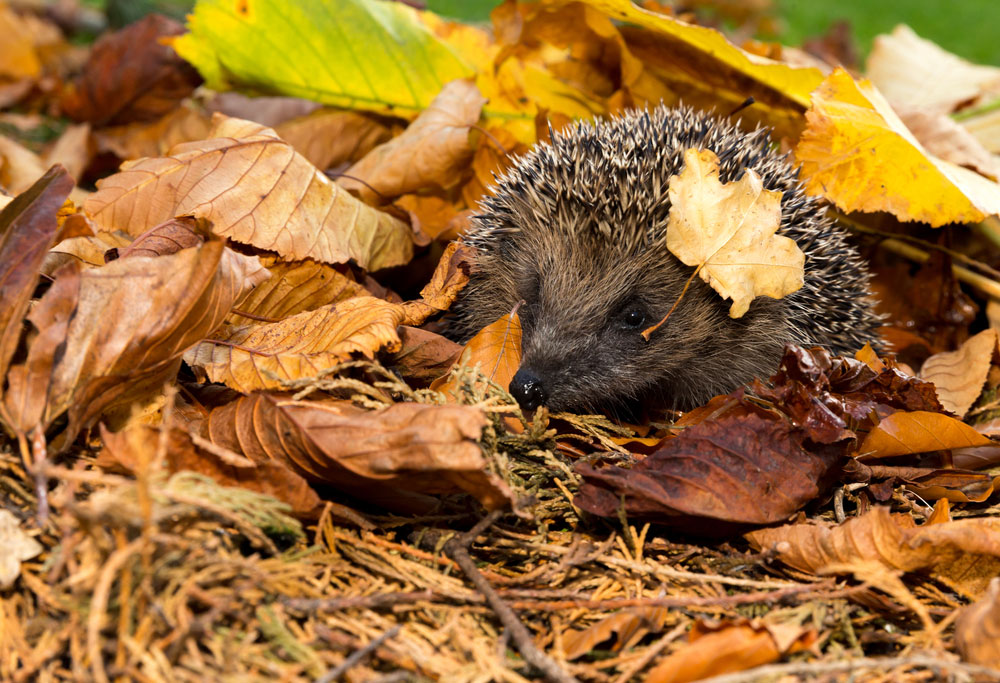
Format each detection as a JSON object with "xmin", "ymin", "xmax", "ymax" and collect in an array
[
  {"xmin": 899, "ymin": 109, "xmax": 1000, "ymax": 180},
  {"xmin": 387, "ymin": 326, "xmax": 463, "ymax": 386},
  {"xmin": 0, "ymin": 4, "xmax": 44, "ymax": 80},
  {"xmin": 562, "ymin": 607, "xmax": 670, "ymax": 660},
  {"xmin": 955, "ymin": 577, "xmax": 1000, "ymax": 667},
  {"xmin": 432, "ymin": 312, "xmax": 522, "ymax": 400},
  {"xmin": 206, "ymin": 393, "xmax": 511, "ymax": 512},
  {"xmin": 227, "ymin": 258, "xmax": 368, "ymax": 325},
  {"xmin": 0, "ymin": 509, "xmax": 42, "ymax": 590},
  {"xmin": 184, "ymin": 296, "xmax": 406, "ymax": 393},
  {"xmin": 98, "ymin": 423, "xmax": 323, "ymax": 518},
  {"xmin": 858, "ymin": 410, "xmax": 995, "ymax": 459},
  {"xmin": 41, "ymin": 230, "xmax": 132, "ymax": 276},
  {"xmin": 3, "ymin": 239, "xmax": 269, "ymax": 450},
  {"xmin": 644, "ymin": 618, "xmax": 816, "ymax": 683},
  {"xmin": 395, "ymin": 193, "xmax": 465, "ymax": 241},
  {"xmin": 664, "ymin": 147, "xmax": 803, "ymax": 319},
  {"xmin": 275, "ymin": 109, "xmax": 391, "ymax": 172},
  {"xmin": 461, "ymin": 125, "xmax": 529, "ymax": 208},
  {"xmin": 746, "ymin": 506, "xmax": 1000, "ymax": 598},
  {"xmin": 920, "ymin": 328, "xmax": 999, "ymax": 417},
  {"xmin": 340, "ymin": 80, "xmax": 485, "ymax": 202},
  {"xmin": 94, "ymin": 103, "xmax": 213, "ymax": 161},
  {"xmin": 795, "ymin": 68, "xmax": 1000, "ymax": 226},
  {"xmin": 42, "ymin": 123, "xmax": 91, "ymax": 183},
  {"xmin": 0, "ymin": 167, "xmax": 73, "ymax": 398},
  {"xmin": 0, "ymin": 134, "xmax": 46, "ymax": 195},
  {"xmin": 83, "ymin": 114, "xmax": 414, "ymax": 271},
  {"xmin": 866, "ymin": 25, "xmax": 1000, "ymax": 115}
]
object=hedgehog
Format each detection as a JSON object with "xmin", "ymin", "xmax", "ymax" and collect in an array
[{"xmin": 448, "ymin": 105, "xmax": 881, "ymax": 415}]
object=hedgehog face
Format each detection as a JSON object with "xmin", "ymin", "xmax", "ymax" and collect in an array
[{"xmin": 506, "ymin": 237, "xmax": 789, "ymax": 414}]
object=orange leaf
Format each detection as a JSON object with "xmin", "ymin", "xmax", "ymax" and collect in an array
[{"xmin": 858, "ymin": 410, "xmax": 995, "ymax": 459}]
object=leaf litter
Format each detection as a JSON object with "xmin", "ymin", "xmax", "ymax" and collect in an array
[{"xmin": 3, "ymin": 0, "xmax": 1000, "ymax": 681}]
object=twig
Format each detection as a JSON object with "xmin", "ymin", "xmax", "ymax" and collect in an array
[
  {"xmin": 444, "ymin": 510, "xmax": 579, "ymax": 683},
  {"xmin": 697, "ymin": 655, "xmax": 1000, "ymax": 683},
  {"xmin": 316, "ymin": 624, "xmax": 401, "ymax": 683},
  {"xmin": 282, "ymin": 590, "xmax": 443, "ymax": 612}
]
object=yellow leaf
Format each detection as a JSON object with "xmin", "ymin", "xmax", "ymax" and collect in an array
[
  {"xmin": 665, "ymin": 148, "xmax": 803, "ymax": 319},
  {"xmin": 794, "ymin": 68, "xmax": 1000, "ymax": 227},
  {"xmin": 83, "ymin": 115, "xmax": 414, "ymax": 271},
  {"xmin": 171, "ymin": 0, "xmax": 472, "ymax": 116}
]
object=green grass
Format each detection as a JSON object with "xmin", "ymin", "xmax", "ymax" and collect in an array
[{"xmin": 425, "ymin": 0, "xmax": 1000, "ymax": 67}]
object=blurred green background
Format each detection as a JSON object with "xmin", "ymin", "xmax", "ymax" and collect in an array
[{"xmin": 102, "ymin": 0, "xmax": 1000, "ymax": 66}]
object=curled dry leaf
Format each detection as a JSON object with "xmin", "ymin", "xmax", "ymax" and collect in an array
[
  {"xmin": 644, "ymin": 617, "xmax": 816, "ymax": 683},
  {"xmin": 955, "ymin": 577, "xmax": 1000, "ymax": 668},
  {"xmin": 117, "ymin": 217, "xmax": 206, "ymax": 259},
  {"xmin": 857, "ymin": 410, "xmax": 995, "ymax": 459},
  {"xmin": 226, "ymin": 258, "xmax": 368, "ymax": 325},
  {"xmin": 575, "ymin": 412, "xmax": 844, "ymax": 530},
  {"xmin": 0, "ymin": 166, "xmax": 73, "ymax": 395},
  {"xmin": 899, "ymin": 108, "xmax": 1000, "ymax": 180},
  {"xmin": 41, "ymin": 230, "xmax": 132, "ymax": 276},
  {"xmin": 866, "ymin": 25, "xmax": 1000, "ymax": 116},
  {"xmin": 387, "ymin": 326, "xmax": 463, "ymax": 386},
  {"xmin": 745, "ymin": 506, "xmax": 1000, "ymax": 598},
  {"xmin": 562, "ymin": 607, "xmax": 670, "ymax": 660},
  {"xmin": 340, "ymin": 80, "xmax": 485, "ymax": 202},
  {"xmin": 184, "ymin": 296, "xmax": 407, "ymax": 393},
  {"xmin": 206, "ymin": 393, "xmax": 511, "ymax": 512},
  {"xmin": 3, "ymin": 239, "xmax": 269, "ymax": 451},
  {"xmin": 61, "ymin": 13, "xmax": 201, "ymax": 126},
  {"xmin": 83, "ymin": 115, "xmax": 414, "ymax": 271},
  {"xmin": 187, "ymin": 241, "xmax": 470, "ymax": 392},
  {"xmin": 0, "ymin": 509, "xmax": 42, "ymax": 590},
  {"xmin": 275, "ymin": 109, "xmax": 390, "ymax": 172},
  {"xmin": 920, "ymin": 328, "xmax": 999, "ymax": 417},
  {"xmin": 664, "ymin": 148, "xmax": 803, "ymax": 319},
  {"xmin": 794, "ymin": 68, "xmax": 1000, "ymax": 226},
  {"xmin": 98, "ymin": 423, "xmax": 322, "ymax": 518},
  {"xmin": 432, "ymin": 312, "xmax": 522, "ymax": 401}
]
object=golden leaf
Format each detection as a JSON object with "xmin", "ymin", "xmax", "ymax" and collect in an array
[{"xmin": 665, "ymin": 147, "xmax": 803, "ymax": 319}]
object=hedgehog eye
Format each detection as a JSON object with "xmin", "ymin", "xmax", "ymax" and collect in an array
[{"xmin": 620, "ymin": 307, "xmax": 646, "ymax": 331}]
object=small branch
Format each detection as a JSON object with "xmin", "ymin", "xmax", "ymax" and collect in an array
[
  {"xmin": 317, "ymin": 624, "xmax": 401, "ymax": 683},
  {"xmin": 444, "ymin": 510, "xmax": 579, "ymax": 683}
]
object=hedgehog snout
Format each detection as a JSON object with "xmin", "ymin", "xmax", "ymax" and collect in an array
[{"xmin": 510, "ymin": 367, "xmax": 549, "ymax": 410}]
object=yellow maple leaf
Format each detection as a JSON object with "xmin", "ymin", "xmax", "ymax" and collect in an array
[{"xmin": 665, "ymin": 148, "xmax": 804, "ymax": 319}]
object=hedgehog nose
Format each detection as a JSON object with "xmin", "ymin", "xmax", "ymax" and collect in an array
[{"xmin": 510, "ymin": 368, "xmax": 548, "ymax": 410}]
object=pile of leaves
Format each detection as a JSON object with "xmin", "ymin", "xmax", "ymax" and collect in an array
[{"xmin": 3, "ymin": 0, "xmax": 1000, "ymax": 680}]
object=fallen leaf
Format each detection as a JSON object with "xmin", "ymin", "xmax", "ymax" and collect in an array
[
  {"xmin": 955, "ymin": 577, "xmax": 1000, "ymax": 667},
  {"xmin": 61, "ymin": 14, "xmax": 201, "ymax": 127},
  {"xmin": 387, "ymin": 326, "xmax": 463, "ymax": 386},
  {"xmin": 172, "ymin": 0, "xmax": 473, "ymax": 115},
  {"xmin": 920, "ymin": 328, "xmax": 998, "ymax": 417},
  {"xmin": 432, "ymin": 311, "xmax": 522, "ymax": 401},
  {"xmin": 184, "ymin": 296, "xmax": 407, "ymax": 393},
  {"xmin": 83, "ymin": 115, "xmax": 414, "ymax": 271},
  {"xmin": 858, "ymin": 410, "xmax": 995, "ymax": 459},
  {"xmin": 42, "ymin": 124, "xmax": 91, "ymax": 183},
  {"xmin": 0, "ymin": 509, "xmax": 42, "ymax": 590},
  {"xmin": 575, "ymin": 412, "xmax": 844, "ymax": 530},
  {"xmin": 663, "ymin": 147, "xmax": 803, "ymax": 318},
  {"xmin": 866, "ymin": 25, "xmax": 1000, "ymax": 116},
  {"xmin": 94, "ymin": 102, "xmax": 213, "ymax": 161},
  {"xmin": 0, "ymin": 166, "xmax": 73, "ymax": 398},
  {"xmin": 41, "ymin": 229, "xmax": 132, "ymax": 276},
  {"xmin": 340, "ymin": 80, "xmax": 484, "ymax": 202},
  {"xmin": 794, "ymin": 68, "xmax": 1000, "ymax": 226},
  {"xmin": 0, "ymin": 134, "xmax": 46, "ymax": 195},
  {"xmin": 275, "ymin": 108, "xmax": 390, "ymax": 171},
  {"xmin": 226, "ymin": 258, "xmax": 368, "ymax": 325},
  {"xmin": 3, "ymin": 239, "xmax": 268, "ymax": 450},
  {"xmin": 645, "ymin": 617, "xmax": 816, "ymax": 683},
  {"xmin": 562, "ymin": 607, "xmax": 670, "ymax": 660},
  {"xmin": 746, "ymin": 506, "xmax": 1000, "ymax": 598},
  {"xmin": 98, "ymin": 423, "xmax": 322, "ymax": 518},
  {"xmin": 899, "ymin": 109, "xmax": 1000, "ymax": 180},
  {"xmin": 206, "ymin": 393, "xmax": 511, "ymax": 512},
  {"xmin": 0, "ymin": 4, "xmax": 43, "ymax": 80}
]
